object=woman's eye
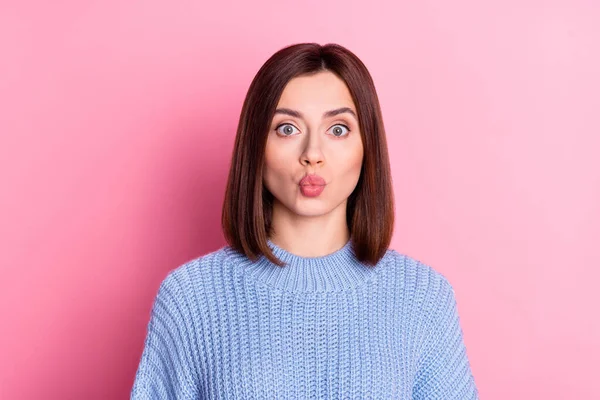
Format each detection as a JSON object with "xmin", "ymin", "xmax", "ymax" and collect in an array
[
  {"xmin": 329, "ymin": 124, "xmax": 350, "ymax": 137},
  {"xmin": 275, "ymin": 123, "xmax": 299, "ymax": 136}
]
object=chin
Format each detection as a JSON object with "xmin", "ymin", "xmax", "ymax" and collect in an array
[{"xmin": 288, "ymin": 202, "xmax": 332, "ymax": 217}]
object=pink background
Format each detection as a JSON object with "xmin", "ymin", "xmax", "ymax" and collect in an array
[{"xmin": 1, "ymin": 0, "xmax": 599, "ymax": 398}]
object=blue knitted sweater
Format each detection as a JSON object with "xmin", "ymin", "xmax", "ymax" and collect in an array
[{"xmin": 131, "ymin": 238, "xmax": 479, "ymax": 399}]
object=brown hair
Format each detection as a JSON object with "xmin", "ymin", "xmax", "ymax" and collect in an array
[{"xmin": 221, "ymin": 42, "xmax": 395, "ymax": 267}]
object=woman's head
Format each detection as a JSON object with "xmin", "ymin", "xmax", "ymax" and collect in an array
[
  {"xmin": 264, "ymin": 70, "xmax": 364, "ymax": 236},
  {"xmin": 222, "ymin": 43, "xmax": 395, "ymax": 267}
]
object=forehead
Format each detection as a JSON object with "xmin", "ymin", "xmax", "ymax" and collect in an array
[{"xmin": 277, "ymin": 71, "xmax": 355, "ymax": 110}]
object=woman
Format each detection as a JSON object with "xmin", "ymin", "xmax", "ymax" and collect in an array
[{"xmin": 131, "ymin": 43, "xmax": 479, "ymax": 399}]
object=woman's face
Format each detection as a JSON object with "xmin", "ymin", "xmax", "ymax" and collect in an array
[{"xmin": 263, "ymin": 70, "xmax": 364, "ymax": 218}]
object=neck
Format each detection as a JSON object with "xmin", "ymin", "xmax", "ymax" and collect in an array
[
  {"xmin": 268, "ymin": 199, "xmax": 350, "ymax": 258},
  {"xmin": 236, "ymin": 237, "xmax": 383, "ymax": 293}
]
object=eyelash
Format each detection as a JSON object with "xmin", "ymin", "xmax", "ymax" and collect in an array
[{"xmin": 274, "ymin": 123, "xmax": 351, "ymax": 138}]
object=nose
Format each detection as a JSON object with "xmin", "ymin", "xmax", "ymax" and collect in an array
[
  {"xmin": 302, "ymin": 157, "xmax": 323, "ymax": 166},
  {"xmin": 300, "ymin": 132, "xmax": 324, "ymax": 167},
  {"xmin": 301, "ymin": 150, "xmax": 324, "ymax": 167}
]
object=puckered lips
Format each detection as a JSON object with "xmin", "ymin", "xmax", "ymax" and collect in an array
[{"xmin": 299, "ymin": 174, "xmax": 326, "ymax": 197}]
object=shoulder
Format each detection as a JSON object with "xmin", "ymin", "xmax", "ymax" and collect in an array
[
  {"xmin": 386, "ymin": 248, "xmax": 454, "ymax": 289},
  {"xmin": 385, "ymin": 248, "xmax": 457, "ymax": 311},
  {"xmin": 152, "ymin": 245, "xmax": 228, "ymax": 298},
  {"xmin": 157, "ymin": 244, "xmax": 245, "ymax": 297}
]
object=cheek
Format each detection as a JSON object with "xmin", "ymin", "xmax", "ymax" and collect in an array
[
  {"xmin": 265, "ymin": 139, "xmax": 296, "ymax": 172},
  {"xmin": 343, "ymin": 141, "xmax": 364, "ymax": 173},
  {"xmin": 353, "ymin": 145, "xmax": 364, "ymax": 166},
  {"xmin": 264, "ymin": 142, "xmax": 292, "ymax": 185},
  {"xmin": 264, "ymin": 151, "xmax": 286, "ymax": 176}
]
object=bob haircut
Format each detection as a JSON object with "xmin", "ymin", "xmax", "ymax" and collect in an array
[{"xmin": 221, "ymin": 42, "xmax": 395, "ymax": 268}]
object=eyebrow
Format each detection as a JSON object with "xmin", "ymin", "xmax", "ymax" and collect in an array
[{"xmin": 274, "ymin": 107, "xmax": 357, "ymax": 120}]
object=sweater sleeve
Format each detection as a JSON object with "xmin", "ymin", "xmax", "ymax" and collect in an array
[
  {"xmin": 130, "ymin": 271, "xmax": 201, "ymax": 400},
  {"xmin": 412, "ymin": 276, "xmax": 479, "ymax": 400}
]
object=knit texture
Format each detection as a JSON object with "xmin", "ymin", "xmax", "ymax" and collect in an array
[{"xmin": 131, "ymin": 239, "xmax": 479, "ymax": 399}]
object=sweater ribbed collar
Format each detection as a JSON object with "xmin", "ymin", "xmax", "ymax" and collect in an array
[{"xmin": 239, "ymin": 238, "xmax": 381, "ymax": 293}]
